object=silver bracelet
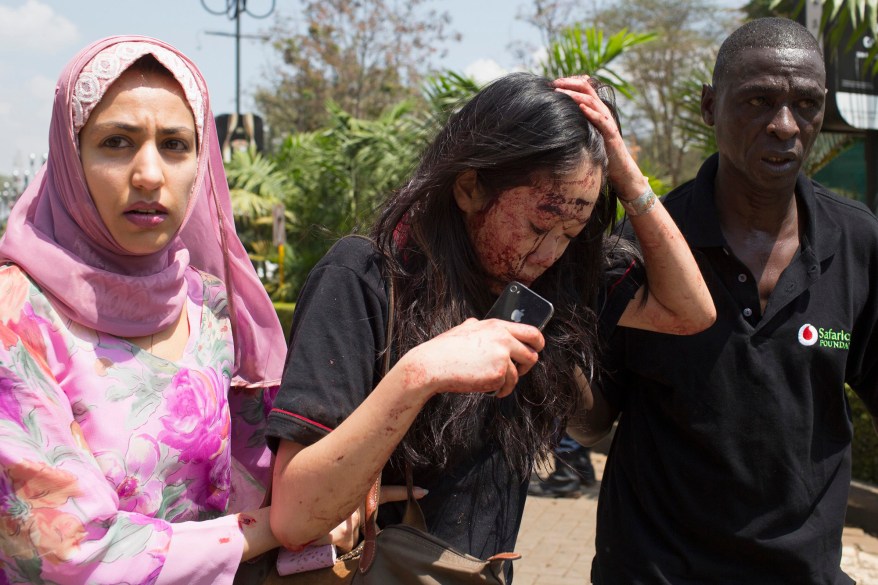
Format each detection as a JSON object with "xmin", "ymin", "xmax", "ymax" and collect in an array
[{"xmin": 620, "ymin": 185, "xmax": 657, "ymax": 217}]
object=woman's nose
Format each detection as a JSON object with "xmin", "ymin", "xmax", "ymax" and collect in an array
[
  {"xmin": 530, "ymin": 235, "xmax": 566, "ymax": 268},
  {"xmin": 131, "ymin": 145, "xmax": 164, "ymax": 191}
]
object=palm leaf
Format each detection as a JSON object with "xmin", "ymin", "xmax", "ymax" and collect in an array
[
  {"xmin": 804, "ymin": 132, "xmax": 857, "ymax": 174},
  {"xmin": 224, "ymin": 148, "xmax": 289, "ymax": 223},
  {"xmin": 779, "ymin": 0, "xmax": 878, "ymax": 71},
  {"xmin": 541, "ymin": 26, "xmax": 657, "ymax": 98}
]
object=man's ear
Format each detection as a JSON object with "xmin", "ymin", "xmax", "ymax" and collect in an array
[
  {"xmin": 453, "ymin": 169, "xmax": 487, "ymax": 214},
  {"xmin": 701, "ymin": 83, "xmax": 716, "ymax": 127}
]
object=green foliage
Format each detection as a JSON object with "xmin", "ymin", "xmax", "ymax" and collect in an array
[
  {"xmin": 646, "ymin": 174, "xmax": 671, "ymax": 196},
  {"xmin": 744, "ymin": 0, "xmax": 800, "ymax": 18},
  {"xmin": 541, "ymin": 26, "xmax": 657, "ymax": 99},
  {"xmin": 226, "ymin": 147, "xmax": 288, "ymax": 225},
  {"xmin": 223, "ymin": 147, "xmax": 291, "ymax": 288},
  {"xmin": 807, "ymin": 0, "xmax": 878, "ymax": 54},
  {"xmin": 423, "ymin": 26, "xmax": 656, "ymax": 128},
  {"xmin": 806, "ymin": 133, "xmax": 858, "ymax": 175},
  {"xmin": 847, "ymin": 386, "xmax": 878, "ymax": 484},
  {"xmin": 422, "ymin": 71, "xmax": 482, "ymax": 126},
  {"xmin": 273, "ymin": 302, "xmax": 297, "ymax": 337},
  {"xmin": 272, "ymin": 101, "xmax": 426, "ymax": 300},
  {"xmin": 762, "ymin": 0, "xmax": 878, "ymax": 73},
  {"xmin": 676, "ymin": 61, "xmax": 719, "ymax": 158}
]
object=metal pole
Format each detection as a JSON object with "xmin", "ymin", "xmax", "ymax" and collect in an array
[
  {"xmin": 236, "ymin": 0, "xmax": 242, "ymax": 116},
  {"xmin": 278, "ymin": 243, "xmax": 284, "ymax": 291},
  {"xmin": 201, "ymin": 0, "xmax": 274, "ymax": 116}
]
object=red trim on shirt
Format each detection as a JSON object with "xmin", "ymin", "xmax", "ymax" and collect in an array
[
  {"xmin": 608, "ymin": 259, "xmax": 638, "ymax": 297},
  {"xmin": 270, "ymin": 408, "xmax": 334, "ymax": 433}
]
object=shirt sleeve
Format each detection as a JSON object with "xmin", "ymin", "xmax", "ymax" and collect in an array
[
  {"xmin": 598, "ymin": 235, "xmax": 645, "ymax": 338},
  {"xmin": 156, "ymin": 516, "xmax": 243, "ymax": 585},
  {"xmin": 0, "ymin": 302, "xmax": 245, "ymax": 584},
  {"xmin": 599, "ymin": 259, "xmax": 643, "ymax": 337},
  {"xmin": 266, "ymin": 240, "xmax": 387, "ymax": 451}
]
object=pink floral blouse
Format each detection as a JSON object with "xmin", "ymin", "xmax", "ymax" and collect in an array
[{"xmin": 0, "ymin": 264, "xmax": 275, "ymax": 584}]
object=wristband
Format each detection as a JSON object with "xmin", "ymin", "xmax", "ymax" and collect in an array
[{"xmin": 620, "ymin": 185, "xmax": 657, "ymax": 217}]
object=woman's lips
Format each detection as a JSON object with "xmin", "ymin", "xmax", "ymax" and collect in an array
[{"xmin": 124, "ymin": 208, "xmax": 168, "ymax": 228}]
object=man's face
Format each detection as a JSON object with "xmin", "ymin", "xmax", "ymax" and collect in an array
[{"xmin": 702, "ymin": 47, "xmax": 826, "ymax": 195}]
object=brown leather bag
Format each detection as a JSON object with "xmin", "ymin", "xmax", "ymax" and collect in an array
[
  {"xmin": 349, "ymin": 462, "xmax": 519, "ymax": 584},
  {"xmin": 260, "ymin": 463, "xmax": 519, "ymax": 585}
]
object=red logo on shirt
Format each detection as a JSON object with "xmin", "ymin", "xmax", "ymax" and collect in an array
[{"xmin": 798, "ymin": 324, "xmax": 818, "ymax": 346}]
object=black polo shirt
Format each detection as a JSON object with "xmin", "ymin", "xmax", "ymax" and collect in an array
[{"xmin": 593, "ymin": 154, "xmax": 878, "ymax": 584}]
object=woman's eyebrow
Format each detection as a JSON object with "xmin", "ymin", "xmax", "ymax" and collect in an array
[
  {"xmin": 88, "ymin": 121, "xmax": 143, "ymax": 133},
  {"xmin": 537, "ymin": 196, "xmax": 594, "ymax": 215},
  {"xmin": 157, "ymin": 126, "xmax": 196, "ymax": 136},
  {"xmin": 86, "ymin": 122, "xmax": 195, "ymax": 135}
]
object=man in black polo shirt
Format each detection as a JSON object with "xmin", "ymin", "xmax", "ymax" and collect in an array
[{"xmin": 571, "ymin": 17, "xmax": 878, "ymax": 583}]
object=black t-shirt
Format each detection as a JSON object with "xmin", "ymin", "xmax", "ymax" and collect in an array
[
  {"xmin": 266, "ymin": 236, "xmax": 639, "ymax": 576},
  {"xmin": 593, "ymin": 155, "xmax": 878, "ymax": 584},
  {"xmin": 266, "ymin": 236, "xmax": 529, "ymax": 565}
]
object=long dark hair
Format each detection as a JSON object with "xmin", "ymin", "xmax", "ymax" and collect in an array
[{"xmin": 372, "ymin": 72, "xmax": 620, "ymax": 479}]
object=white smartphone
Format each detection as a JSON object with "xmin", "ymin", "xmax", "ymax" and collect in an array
[{"xmin": 485, "ymin": 281, "xmax": 554, "ymax": 330}]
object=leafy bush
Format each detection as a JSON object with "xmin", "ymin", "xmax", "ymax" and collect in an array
[
  {"xmin": 273, "ymin": 102, "xmax": 425, "ymax": 301},
  {"xmin": 274, "ymin": 302, "xmax": 296, "ymax": 339}
]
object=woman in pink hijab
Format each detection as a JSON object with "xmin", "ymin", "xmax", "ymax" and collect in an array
[{"xmin": 0, "ymin": 35, "xmax": 297, "ymax": 583}]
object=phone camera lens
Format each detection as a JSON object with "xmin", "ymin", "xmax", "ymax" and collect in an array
[{"xmin": 510, "ymin": 285, "xmax": 519, "ymax": 293}]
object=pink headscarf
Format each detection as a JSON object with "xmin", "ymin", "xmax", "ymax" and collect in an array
[{"xmin": 0, "ymin": 35, "xmax": 285, "ymax": 388}]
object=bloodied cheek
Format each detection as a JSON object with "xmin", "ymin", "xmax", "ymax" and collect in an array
[
  {"xmin": 467, "ymin": 170, "xmax": 600, "ymax": 290},
  {"xmin": 469, "ymin": 187, "xmax": 534, "ymax": 286}
]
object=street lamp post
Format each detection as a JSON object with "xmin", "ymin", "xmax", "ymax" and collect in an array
[{"xmin": 200, "ymin": 0, "xmax": 275, "ymax": 116}]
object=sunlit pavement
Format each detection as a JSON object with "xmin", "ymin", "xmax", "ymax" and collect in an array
[{"xmin": 515, "ymin": 453, "xmax": 878, "ymax": 585}]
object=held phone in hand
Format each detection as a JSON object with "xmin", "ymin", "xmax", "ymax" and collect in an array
[{"xmin": 485, "ymin": 281, "xmax": 554, "ymax": 330}]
